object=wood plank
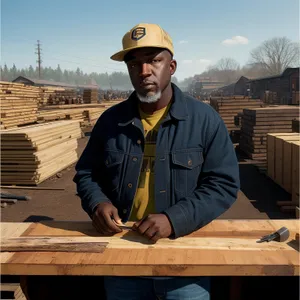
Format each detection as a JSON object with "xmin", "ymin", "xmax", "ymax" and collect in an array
[{"xmin": 0, "ymin": 220, "xmax": 299, "ymax": 276}]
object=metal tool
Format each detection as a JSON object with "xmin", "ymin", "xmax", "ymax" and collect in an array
[{"xmin": 257, "ymin": 227, "xmax": 290, "ymax": 243}]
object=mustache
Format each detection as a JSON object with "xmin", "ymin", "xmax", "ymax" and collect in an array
[{"xmin": 140, "ymin": 80, "xmax": 156, "ymax": 85}]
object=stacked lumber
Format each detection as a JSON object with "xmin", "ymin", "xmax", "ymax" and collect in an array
[
  {"xmin": 83, "ymin": 107, "xmax": 107, "ymax": 126},
  {"xmin": 37, "ymin": 108, "xmax": 85, "ymax": 122},
  {"xmin": 0, "ymin": 81, "xmax": 39, "ymax": 129},
  {"xmin": 209, "ymin": 96, "xmax": 264, "ymax": 132},
  {"xmin": 42, "ymin": 103, "xmax": 106, "ymax": 109},
  {"xmin": 83, "ymin": 89, "xmax": 98, "ymax": 103},
  {"xmin": 40, "ymin": 87, "xmax": 78, "ymax": 106},
  {"xmin": 37, "ymin": 100, "xmax": 124, "ymax": 125},
  {"xmin": 239, "ymin": 106, "xmax": 300, "ymax": 160},
  {"xmin": 0, "ymin": 121, "xmax": 82, "ymax": 185},
  {"xmin": 267, "ymin": 133, "xmax": 300, "ymax": 215}
]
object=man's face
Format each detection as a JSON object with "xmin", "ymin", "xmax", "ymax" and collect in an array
[{"xmin": 125, "ymin": 48, "xmax": 177, "ymax": 102}]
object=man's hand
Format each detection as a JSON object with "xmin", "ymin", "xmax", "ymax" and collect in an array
[
  {"xmin": 132, "ymin": 214, "xmax": 173, "ymax": 242},
  {"xmin": 92, "ymin": 202, "xmax": 123, "ymax": 235}
]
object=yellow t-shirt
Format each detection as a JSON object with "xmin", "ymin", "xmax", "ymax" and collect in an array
[{"xmin": 129, "ymin": 103, "xmax": 170, "ymax": 221}]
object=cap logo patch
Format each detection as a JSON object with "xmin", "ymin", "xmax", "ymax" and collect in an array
[{"xmin": 131, "ymin": 27, "xmax": 146, "ymax": 41}]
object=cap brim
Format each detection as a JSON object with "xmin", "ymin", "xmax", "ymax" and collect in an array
[{"xmin": 110, "ymin": 45, "xmax": 173, "ymax": 61}]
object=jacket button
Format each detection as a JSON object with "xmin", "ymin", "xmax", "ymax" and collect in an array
[
  {"xmin": 123, "ymin": 209, "xmax": 127, "ymax": 214},
  {"xmin": 137, "ymin": 140, "xmax": 141, "ymax": 144},
  {"xmin": 128, "ymin": 183, "xmax": 133, "ymax": 188},
  {"xmin": 133, "ymin": 157, "xmax": 137, "ymax": 162},
  {"xmin": 188, "ymin": 160, "xmax": 192, "ymax": 166}
]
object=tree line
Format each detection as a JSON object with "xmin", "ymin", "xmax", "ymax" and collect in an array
[{"xmin": 1, "ymin": 36, "xmax": 298, "ymax": 90}]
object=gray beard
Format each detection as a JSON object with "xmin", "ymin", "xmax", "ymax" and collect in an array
[{"xmin": 137, "ymin": 91, "xmax": 162, "ymax": 103}]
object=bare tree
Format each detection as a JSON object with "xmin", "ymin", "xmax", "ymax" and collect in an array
[
  {"xmin": 250, "ymin": 37, "xmax": 300, "ymax": 75},
  {"xmin": 215, "ymin": 57, "xmax": 240, "ymax": 71}
]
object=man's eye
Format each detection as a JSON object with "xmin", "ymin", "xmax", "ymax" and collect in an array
[{"xmin": 152, "ymin": 59, "xmax": 160, "ymax": 63}]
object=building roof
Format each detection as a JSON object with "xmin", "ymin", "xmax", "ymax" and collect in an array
[
  {"xmin": 12, "ymin": 76, "xmax": 99, "ymax": 89},
  {"xmin": 249, "ymin": 67, "xmax": 299, "ymax": 82}
]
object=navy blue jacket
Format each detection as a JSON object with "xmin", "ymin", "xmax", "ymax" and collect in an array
[{"xmin": 73, "ymin": 84, "xmax": 240, "ymax": 238}]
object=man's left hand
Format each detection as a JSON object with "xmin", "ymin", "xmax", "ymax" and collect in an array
[{"xmin": 132, "ymin": 214, "xmax": 173, "ymax": 242}]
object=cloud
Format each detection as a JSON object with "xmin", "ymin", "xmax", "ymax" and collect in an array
[
  {"xmin": 182, "ymin": 59, "xmax": 193, "ymax": 64},
  {"xmin": 196, "ymin": 59, "xmax": 211, "ymax": 64},
  {"xmin": 221, "ymin": 36, "xmax": 249, "ymax": 46},
  {"xmin": 179, "ymin": 40, "xmax": 188, "ymax": 44}
]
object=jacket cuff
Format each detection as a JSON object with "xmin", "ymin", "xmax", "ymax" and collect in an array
[{"xmin": 163, "ymin": 204, "xmax": 189, "ymax": 238}]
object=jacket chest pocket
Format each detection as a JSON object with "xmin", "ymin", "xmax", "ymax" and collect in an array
[
  {"xmin": 103, "ymin": 150, "xmax": 125, "ymax": 192},
  {"xmin": 171, "ymin": 149, "xmax": 204, "ymax": 196}
]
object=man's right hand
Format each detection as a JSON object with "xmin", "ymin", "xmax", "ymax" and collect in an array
[{"xmin": 92, "ymin": 202, "xmax": 123, "ymax": 235}]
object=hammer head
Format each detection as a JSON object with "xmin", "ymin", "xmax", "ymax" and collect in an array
[{"xmin": 275, "ymin": 227, "xmax": 290, "ymax": 242}]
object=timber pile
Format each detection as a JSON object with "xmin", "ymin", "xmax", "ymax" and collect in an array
[
  {"xmin": 83, "ymin": 89, "xmax": 98, "ymax": 103},
  {"xmin": 83, "ymin": 107, "xmax": 107, "ymax": 126},
  {"xmin": 37, "ymin": 100, "xmax": 123, "ymax": 125},
  {"xmin": 40, "ymin": 87, "xmax": 78, "ymax": 106},
  {"xmin": 37, "ymin": 108, "xmax": 85, "ymax": 122},
  {"xmin": 209, "ymin": 96, "xmax": 264, "ymax": 132},
  {"xmin": 0, "ymin": 121, "xmax": 82, "ymax": 185},
  {"xmin": 0, "ymin": 81, "xmax": 39, "ymax": 129},
  {"xmin": 239, "ymin": 106, "xmax": 300, "ymax": 161},
  {"xmin": 266, "ymin": 133, "xmax": 300, "ymax": 215}
]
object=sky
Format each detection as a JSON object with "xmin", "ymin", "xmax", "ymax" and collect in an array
[{"xmin": 1, "ymin": 0, "xmax": 299, "ymax": 81}]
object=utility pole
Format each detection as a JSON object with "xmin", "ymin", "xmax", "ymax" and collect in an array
[{"xmin": 35, "ymin": 40, "xmax": 42, "ymax": 79}]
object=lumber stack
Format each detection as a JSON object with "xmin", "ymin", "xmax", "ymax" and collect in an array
[
  {"xmin": 209, "ymin": 96, "xmax": 264, "ymax": 132},
  {"xmin": 239, "ymin": 106, "xmax": 300, "ymax": 161},
  {"xmin": 0, "ymin": 81, "xmax": 39, "ymax": 129},
  {"xmin": 40, "ymin": 87, "xmax": 78, "ymax": 106},
  {"xmin": 83, "ymin": 89, "xmax": 98, "ymax": 104},
  {"xmin": 266, "ymin": 133, "xmax": 300, "ymax": 215},
  {"xmin": 37, "ymin": 108, "xmax": 85, "ymax": 122},
  {"xmin": 0, "ymin": 121, "xmax": 82, "ymax": 185},
  {"xmin": 37, "ymin": 100, "xmax": 124, "ymax": 125},
  {"xmin": 83, "ymin": 107, "xmax": 107, "ymax": 126}
]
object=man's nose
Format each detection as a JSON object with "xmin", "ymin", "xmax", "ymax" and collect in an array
[{"xmin": 139, "ymin": 63, "xmax": 151, "ymax": 78}]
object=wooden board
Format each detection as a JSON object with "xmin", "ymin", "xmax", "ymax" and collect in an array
[{"xmin": 1, "ymin": 220, "xmax": 299, "ymax": 276}]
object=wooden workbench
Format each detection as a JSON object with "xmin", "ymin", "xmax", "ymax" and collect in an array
[{"xmin": 1, "ymin": 220, "xmax": 299, "ymax": 276}]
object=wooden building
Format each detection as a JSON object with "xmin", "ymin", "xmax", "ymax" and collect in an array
[
  {"xmin": 249, "ymin": 67, "xmax": 299, "ymax": 105},
  {"xmin": 12, "ymin": 76, "xmax": 99, "ymax": 91},
  {"xmin": 212, "ymin": 76, "xmax": 251, "ymax": 97}
]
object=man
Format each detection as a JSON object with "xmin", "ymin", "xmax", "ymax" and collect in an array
[{"xmin": 74, "ymin": 23, "xmax": 240, "ymax": 300}]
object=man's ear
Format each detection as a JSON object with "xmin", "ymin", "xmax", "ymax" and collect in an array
[{"xmin": 170, "ymin": 59, "xmax": 177, "ymax": 75}]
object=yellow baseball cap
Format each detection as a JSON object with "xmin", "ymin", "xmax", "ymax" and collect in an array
[{"xmin": 110, "ymin": 23, "xmax": 174, "ymax": 62}]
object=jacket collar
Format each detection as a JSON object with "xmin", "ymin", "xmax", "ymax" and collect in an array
[{"xmin": 118, "ymin": 83, "xmax": 189, "ymax": 127}]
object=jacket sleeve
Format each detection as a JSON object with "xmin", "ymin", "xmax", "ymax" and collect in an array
[
  {"xmin": 163, "ymin": 114, "xmax": 240, "ymax": 238},
  {"xmin": 73, "ymin": 117, "xmax": 111, "ymax": 218}
]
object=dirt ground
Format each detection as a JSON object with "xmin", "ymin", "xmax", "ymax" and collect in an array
[{"xmin": 1, "ymin": 128, "xmax": 294, "ymax": 223}]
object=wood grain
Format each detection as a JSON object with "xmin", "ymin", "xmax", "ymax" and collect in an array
[{"xmin": 1, "ymin": 220, "xmax": 299, "ymax": 276}]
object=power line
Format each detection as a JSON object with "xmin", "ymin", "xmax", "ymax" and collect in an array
[{"xmin": 35, "ymin": 40, "xmax": 42, "ymax": 79}]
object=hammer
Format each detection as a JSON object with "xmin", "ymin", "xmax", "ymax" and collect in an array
[{"xmin": 257, "ymin": 227, "xmax": 290, "ymax": 243}]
